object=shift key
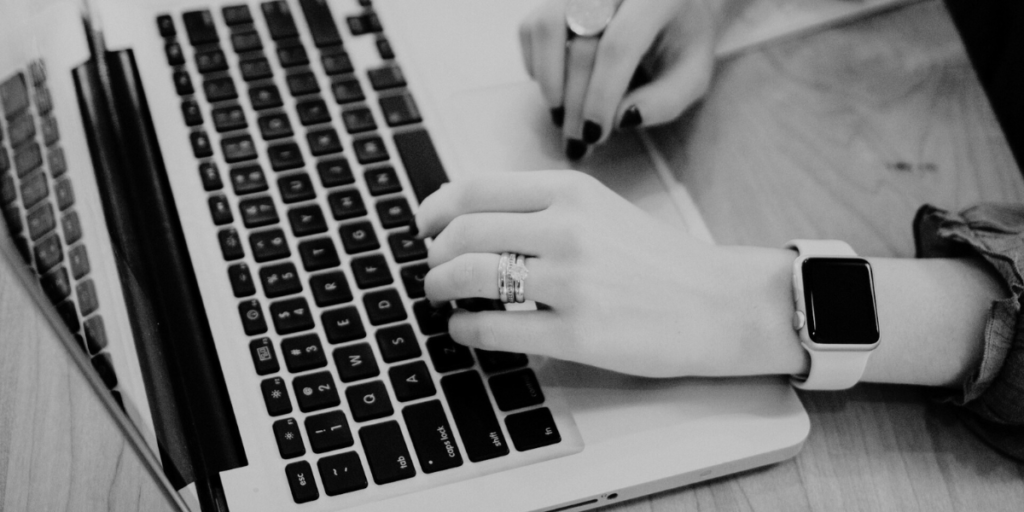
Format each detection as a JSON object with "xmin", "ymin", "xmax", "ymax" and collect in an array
[
  {"xmin": 440, "ymin": 371, "xmax": 509, "ymax": 462},
  {"xmin": 402, "ymin": 400, "xmax": 463, "ymax": 473}
]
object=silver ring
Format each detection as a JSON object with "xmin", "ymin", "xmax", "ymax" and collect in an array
[
  {"xmin": 506, "ymin": 253, "xmax": 519, "ymax": 304},
  {"xmin": 513, "ymin": 254, "xmax": 527, "ymax": 303},
  {"xmin": 498, "ymin": 252, "xmax": 511, "ymax": 304},
  {"xmin": 565, "ymin": 0, "xmax": 618, "ymax": 38}
]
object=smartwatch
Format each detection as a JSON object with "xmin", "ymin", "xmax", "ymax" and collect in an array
[{"xmin": 785, "ymin": 240, "xmax": 880, "ymax": 390}]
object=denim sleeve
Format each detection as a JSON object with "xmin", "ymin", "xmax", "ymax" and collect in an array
[{"xmin": 914, "ymin": 203, "xmax": 1024, "ymax": 461}]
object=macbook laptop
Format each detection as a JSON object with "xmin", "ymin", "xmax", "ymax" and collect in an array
[{"xmin": 2, "ymin": 0, "xmax": 920, "ymax": 510}]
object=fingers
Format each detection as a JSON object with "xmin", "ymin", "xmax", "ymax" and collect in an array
[
  {"xmin": 427, "ymin": 212, "xmax": 553, "ymax": 268},
  {"xmin": 449, "ymin": 309, "xmax": 565, "ymax": 358},
  {"xmin": 425, "ymin": 253, "xmax": 557, "ymax": 304},
  {"xmin": 523, "ymin": 0, "xmax": 569, "ymax": 110},
  {"xmin": 615, "ymin": 44, "xmax": 713, "ymax": 130},
  {"xmin": 414, "ymin": 172, "xmax": 566, "ymax": 238},
  {"xmin": 561, "ymin": 36, "xmax": 599, "ymax": 160}
]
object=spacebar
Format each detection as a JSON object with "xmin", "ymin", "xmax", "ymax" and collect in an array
[{"xmin": 393, "ymin": 129, "xmax": 449, "ymax": 203}]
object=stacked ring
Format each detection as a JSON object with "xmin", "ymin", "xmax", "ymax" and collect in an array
[{"xmin": 498, "ymin": 252, "xmax": 529, "ymax": 304}]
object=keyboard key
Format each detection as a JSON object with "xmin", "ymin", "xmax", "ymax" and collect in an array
[
  {"xmin": 426, "ymin": 335, "xmax": 473, "ymax": 373},
  {"xmin": 195, "ymin": 49, "xmax": 228, "ymax": 73},
  {"xmin": 354, "ymin": 138, "xmax": 389, "ymax": 165},
  {"xmin": 261, "ymin": 1, "xmax": 300, "ymax": 40},
  {"xmin": 394, "ymin": 129, "xmax": 449, "ymax": 203},
  {"xmin": 377, "ymin": 39, "xmax": 394, "ymax": 60},
  {"xmin": 297, "ymin": 237, "xmax": 340, "ymax": 271},
  {"xmin": 29, "ymin": 60, "xmax": 45, "ymax": 86},
  {"xmin": 222, "ymin": 134, "xmax": 258, "ymax": 162},
  {"xmin": 250, "ymin": 85, "xmax": 283, "ymax": 109},
  {"xmin": 322, "ymin": 52, "xmax": 353, "ymax": 76},
  {"xmin": 307, "ymin": 129, "xmax": 343, "ymax": 156},
  {"xmin": 281, "ymin": 333, "xmax": 328, "ymax": 372},
  {"xmin": 173, "ymin": 71, "xmax": 194, "ymax": 95},
  {"xmin": 441, "ymin": 370, "xmax": 509, "ymax": 462},
  {"xmin": 298, "ymin": 0, "xmax": 343, "ymax": 47},
  {"xmin": 222, "ymin": 5, "xmax": 253, "ymax": 26},
  {"xmin": 346, "ymin": 380, "xmax": 392, "ymax": 422},
  {"xmin": 364, "ymin": 166, "xmax": 400, "ymax": 196},
  {"xmin": 505, "ymin": 407, "xmax": 561, "ymax": 452},
  {"xmin": 489, "ymin": 369, "xmax": 544, "ymax": 411},
  {"xmin": 258, "ymin": 113, "xmax": 292, "ymax": 140},
  {"xmin": 287, "ymin": 72, "xmax": 320, "ymax": 97},
  {"xmin": 305, "ymin": 410, "xmax": 354, "ymax": 454},
  {"xmin": 41, "ymin": 266, "xmax": 71, "ymax": 303},
  {"xmin": 35, "ymin": 87, "xmax": 53, "ymax": 115},
  {"xmin": 181, "ymin": 100, "xmax": 203, "ymax": 126},
  {"xmin": 414, "ymin": 300, "xmax": 451, "ymax": 336},
  {"xmin": 21, "ymin": 171, "xmax": 49, "ymax": 210},
  {"xmin": 388, "ymin": 233, "xmax": 427, "ymax": 263},
  {"xmin": 249, "ymin": 337, "xmax": 280, "ymax": 375},
  {"xmin": 339, "ymin": 221, "xmax": 379, "ymax": 254},
  {"xmin": 293, "ymin": 371, "xmax": 340, "ymax": 412},
  {"xmin": 40, "ymin": 116, "xmax": 59, "ymax": 146},
  {"xmin": 9, "ymin": 114, "xmax": 35, "ymax": 146},
  {"xmin": 190, "ymin": 132, "xmax": 214, "ymax": 158},
  {"xmin": 476, "ymin": 349, "xmax": 529, "ymax": 374},
  {"xmin": 238, "ymin": 299, "xmax": 269, "ymax": 335},
  {"xmin": 250, "ymin": 229, "xmax": 290, "ymax": 262},
  {"xmin": 278, "ymin": 46, "xmax": 309, "ymax": 68},
  {"xmin": 260, "ymin": 262, "xmax": 302, "ymax": 298},
  {"xmin": 83, "ymin": 315, "xmax": 107, "ymax": 353},
  {"xmin": 231, "ymin": 31, "xmax": 263, "ymax": 53},
  {"xmin": 239, "ymin": 196, "xmax": 278, "ymax": 227},
  {"xmin": 199, "ymin": 162, "xmax": 223, "ymax": 190},
  {"xmin": 240, "ymin": 58, "xmax": 274, "ymax": 81},
  {"xmin": 282, "ymin": 204, "xmax": 322, "ymax": 237},
  {"xmin": 327, "ymin": 189, "xmax": 365, "ymax": 220},
  {"xmin": 389, "ymin": 361, "xmax": 434, "ymax": 402},
  {"xmin": 219, "ymin": 228, "xmax": 246, "ymax": 260},
  {"xmin": 351, "ymin": 254, "xmax": 393, "ymax": 289},
  {"xmin": 309, "ymin": 271, "xmax": 352, "ymax": 307},
  {"xmin": 61, "ymin": 212, "xmax": 81, "ymax": 245},
  {"xmin": 27, "ymin": 203, "xmax": 55, "ymax": 241},
  {"xmin": 92, "ymin": 353, "xmax": 118, "ymax": 389},
  {"xmin": 33, "ymin": 233, "xmax": 63, "ymax": 273},
  {"xmin": 212, "ymin": 106, "xmax": 248, "ymax": 132},
  {"xmin": 376, "ymin": 324, "xmax": 421, "ymax": 363},
  {"xmin": 1, "ymin": 73, "xmax": 29, "ymax": 118},
  {"xmin": 156, "ymin": 15, "xmax": 176, "ymax": 38},
  {"xmin": 182, "ymin": 10, "xmax": 219, "ymax": 45},
  {"xmin": 68, "ymin": 245, "xmax": 90, "ymax": 279},
  {"xmin": 347, "ymin": 13, "xmax": 382, "ymax": 36},
  {"xmin": 400, "ymin": 264, "xmax": 427, "ymax": 299},
  {"xmin": 204, "ymin": 77, "xmax": 238, "ymax": 102},
  {"xmin": 367, "ymin": 66, "xmax": 406, "ymax": 91},
  {"xmin": 273, "ymin": 418, "xmax": 306, "ymax": 459},
  {"xmin": 317, "ymin": 452, "xmax": 367, "ymax": 496},
  {"xmin": 262, "ymin": 376, "xmax": 293, "ymax": 416},
  {"xmin": 403, "ymin": 400, "xmax": 463, "ymax": 473},
  {"xmin": 56, "ymin": 300, "xmax": 80, "ymax": 334},
  {"xmin": 321, "ymin": 307, "xmax": 365, "ymax": 344},
  {"xmin": 284, "ymin": 461, "xmax": 319, "ymax": 504},
  {"xmin": 15, "ymin": 143, "xmax": 43, "ymax": 176},
  {"xmin": 268, "ymin": 143, "xmax": 304, "ymax": 171},
  {"xmin": 333, "ymin": 343, "xmax": 379, "ymax": 383},
  {"xmin": 297, "ymin": 99, "xmax": 332, "ymax": 126},
  {"xmin": 54, "ymin": 179, "xmax": 74, "ymax": 211},
  {"xmin": 375, "ymin": 198, "xmax": 413, "ymax": 229},
  {"xmin": 379, "ymin": 93, "xmax": 422, "ymax": 127},
  {"xmin": 229, "ymin": 165, "xmax": 268, "ymax": 195},
  {"xmin": 341, "ymin": 108, "xmax": 376, "ymax": 134},
  {"xmin": 209, "ymin": 195, "xmax": 234, "ymax": 225},
  {"xmin": 359, "ymin": 421, "xmax": 415, "ymax": 484},
  {"xmin": 332, "ymin": 79, "xmax": 364, "ymax": 104},
  {"xmin": 0, "ymin": 173, "xmax": 15, "ymax": 204},
  {"xmin": 363, "ymin": 289, "xmax": 406, "ymax": 326},
  {"xmin": 270, "ymin": 297, "xmax": 315, "ymax": 334}
]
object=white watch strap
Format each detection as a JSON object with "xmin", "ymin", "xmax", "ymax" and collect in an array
[{"xmin": 785, "ymin": 239, "xmax": 870, "ymax": 391}]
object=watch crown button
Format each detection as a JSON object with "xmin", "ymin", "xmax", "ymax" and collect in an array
[{"xmin": 792, "ymin": 310, "xmax": 806, "ymax": 331}]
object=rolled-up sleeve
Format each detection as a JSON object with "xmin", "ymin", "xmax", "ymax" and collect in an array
[{"xmin": 914, "ymin": 203, "xmax": 1024, "ymax": 461}]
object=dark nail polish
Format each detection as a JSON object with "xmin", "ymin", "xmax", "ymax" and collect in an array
[
  {"xmin": 620, "ymin": 106, "xmax": 643, "ymax": 129},
  {"xmin": 582, "ymin": 120, "xmax": 602, "ymax": 144},
  {"xmin": 550, "ymin": 107, "xmax": 565, "ymax": 128},
  {"xmin": 565, "ymin": 139, "xmax": 587, "ymax": 161},
  {"xmin": 407, "ymin": 218, "xmax": 419, "ymax": 237}
]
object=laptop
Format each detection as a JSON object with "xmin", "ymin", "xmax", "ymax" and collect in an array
[{"xmin": 0, "ymin": 0, "xmax": 911, "ymax": 510}]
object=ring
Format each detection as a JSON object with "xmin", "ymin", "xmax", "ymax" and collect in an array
[
  {"xmin": 498, "ymin": 253, "xmax": 511, "ymax": 304},
  {"xmin": 512, "ymin": 254, "xmax": 527, "ymax": 303},
  {"xmin": 565, "ymin": 0, "xmax": 618, "ymax": 38}
]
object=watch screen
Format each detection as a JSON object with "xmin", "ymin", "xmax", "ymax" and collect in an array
[{"xmin": 802, "ymin": 258, "xmax": 879, "ymax": 344}]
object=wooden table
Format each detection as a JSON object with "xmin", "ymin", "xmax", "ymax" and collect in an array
[{"xmin": 3, "ymin": 1, "xmax": 1023, "ymax": 511}]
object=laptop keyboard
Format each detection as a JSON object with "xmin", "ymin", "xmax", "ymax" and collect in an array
[
  {"xmin": 0, "ymin": 62, "xmax": 124, "ymax": 406},
  {"xmin": 159, "ymin": 0, "xmax": 562, "ymax": 503}
]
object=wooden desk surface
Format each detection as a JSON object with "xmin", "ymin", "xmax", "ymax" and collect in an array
[{"xmin": 3, "ymin": 1, "xmax": 1024, "ymax": 511}]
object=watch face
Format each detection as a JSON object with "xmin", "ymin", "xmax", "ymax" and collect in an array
[{"xmin": 802, "ymin": 258, "xmax": 879, "ymax": 345}]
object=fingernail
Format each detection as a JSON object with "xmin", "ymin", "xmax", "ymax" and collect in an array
[
  {"xmin": 620, "ymin": 106, "xmax": 643, "ymax": 129},
  {"xmin": 582, "ymin": 120, "xmax": 602, "ymax": 144},
  {"xmin": 407, "ymin": 218, "xmax": 419, "ymax": 237},
  {"xmin": 550, "ymin": 107, "xmax": 565, "ymax": 128},
  {"xmin": 565, "ymin": 139, "xmax": 587, "ymax": 161}
]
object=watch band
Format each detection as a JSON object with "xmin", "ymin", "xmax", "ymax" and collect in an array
[{"xmin": 785, "ymin": 239, "xmax": 873, "ymax": 391}]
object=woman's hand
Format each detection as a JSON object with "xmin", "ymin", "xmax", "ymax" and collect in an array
[
  {"xmin": 519, "ymin": 0, "xmax": 730, "ymax": 159},
  {"xmin": 414, "ymin": 171, "xmax": 806, "ymax": 378}
]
